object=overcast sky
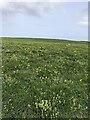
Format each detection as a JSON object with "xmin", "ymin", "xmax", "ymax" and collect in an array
[{"xmin": 0, "ymin": 0, "xmax": 89, "ymax": 41}]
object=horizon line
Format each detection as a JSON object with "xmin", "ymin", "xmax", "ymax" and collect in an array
[{"xmin": 0, "ymin": 36, "xmax": 88, "ymax": 42}]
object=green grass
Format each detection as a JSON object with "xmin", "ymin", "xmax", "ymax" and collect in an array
[{"xmin": 2, "ymin": 37, "xmax": 88, "ymax": 119}]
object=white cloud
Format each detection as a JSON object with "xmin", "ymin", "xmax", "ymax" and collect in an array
[
  {"xmin": 1, "ymin": 2, "xmax": 57, "ymax": 17},
  {"xmin": 78, "ymin": 16, "xmax": 88, "ymax": 26},
  {"xmin": 0, "ymin": 0, "xmax": 89, "ymax": 9},
  {"xmin": 0, "ymin": 0, "xmax": 89, "ymax": 17},
  {"xmin": 0, "ymin": 0, "xmax": 9, "ymax": 8}
]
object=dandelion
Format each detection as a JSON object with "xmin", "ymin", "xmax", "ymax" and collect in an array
[
  {"xmin": 27, "ymin": 64, "xmax": 30, "ymax": 67},
  {"xmin": 64, "ymin": 80, "xmax": 67, "ymax": 83},
  {"xmin": 80, "ymin": 79, "xmax": 82, "ymax": 82}
]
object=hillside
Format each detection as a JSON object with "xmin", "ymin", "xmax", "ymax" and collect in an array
[{"xmin": 2, "ymin": 37, "xmax": 88, "ymax": 118}]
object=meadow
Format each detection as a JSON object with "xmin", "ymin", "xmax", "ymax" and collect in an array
[{"xmin": 2, "ymin": 37, "xmax": 88, "ymax": 119}]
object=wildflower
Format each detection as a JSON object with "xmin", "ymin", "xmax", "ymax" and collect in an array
[{"xmin": 28, "ymin": 104, "xmax": 30, "ymax": 108}]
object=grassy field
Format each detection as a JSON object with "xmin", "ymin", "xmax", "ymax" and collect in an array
[
  {"xmin": 2, "ymin": 37, "xmax": 88, "ymax": 119},
  {"xmin": 0, "ymin": 38, "xmax": 2, "ymax": 119}
]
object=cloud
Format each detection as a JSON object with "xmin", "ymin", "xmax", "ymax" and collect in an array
[
  {"xmin": 1, "ymin": 1, "xmax": 60, "ymax": 17},
  {"xmin": 78, "ymin": 16, "xmax": 88, "ymax": 26},
  {"xmin": 0, "ymin": 0, "xmax": 88, "ymax": 16}
]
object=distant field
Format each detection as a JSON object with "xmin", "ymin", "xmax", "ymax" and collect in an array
[{"xmin": 2, "ymin": 38, "xmax": 88, "ymax": 118}]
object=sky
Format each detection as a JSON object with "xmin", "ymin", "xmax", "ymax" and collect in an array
[{"xmin": 0, "ymin": 0, "xmax": 89, "ymax": 41}]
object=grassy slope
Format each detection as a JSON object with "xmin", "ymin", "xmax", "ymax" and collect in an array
[
  {"xmin": 0, "ymin": 38, "xmax": 2, "ymax": 119},
  {"xmin": 2, "ymin": 38, "xmax": 88, "ymax": 118}
]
